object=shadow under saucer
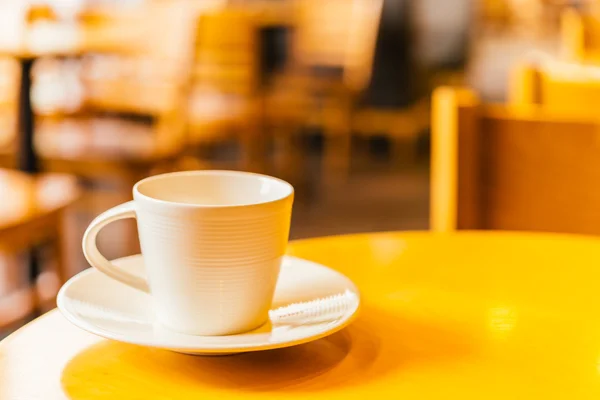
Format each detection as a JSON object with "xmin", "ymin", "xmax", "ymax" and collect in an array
[{"xmin": 61, "ymin": 305, "xmax": 475, "ymax": 399}]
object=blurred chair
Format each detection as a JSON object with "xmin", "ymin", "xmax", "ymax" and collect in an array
[
  {"xmin": 350, "ymin": 100, "xmax": 429, "ymax": 167},
  {"xmin": 34, "ymin": 60, "xmax": 188, "ymax": 184},
  {"xmin": 478, "ymin": 0, "xmax": 513, "ymax": 29},
  {"xmin": 186, "ymin": 7, "xmax": 266, "ymax": 173},
  {"xmin": 0, "ymin": 58, "xmax": 19, "ymax": 162},
  {"xmin": 32, "ymin": 3, "xmax": 194, "ymax": 186},
  {"xmin": 0, "ymin": 169, "xmax": 78, "ymax": 328},
  {"xmin": 267, "ymin": 0, "xmax": 384, "ymax": 183},
  {"xmin": 479, "ymin": 0, "xmax": 557, "ymax": 33},
  {"xmin": 351, "ymin": 0, "xmax": 428, "ymax": 170},
  {"xmin": 28, "ymin": 3, "xmax": 195, "ymax": 255},
  {"xmin": 431, "ymin": 86, "xmax": 600, "ymax": 234},
  {"xmin": 509, "ymin": 58, "xmax": 600, "ymax": 114},
  {"xmin": 560, "ymin": 7, "xmax": 600, "ymax": 63}
]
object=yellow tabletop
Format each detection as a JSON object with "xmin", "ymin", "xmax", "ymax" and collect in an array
[{"xmin": 2, "ymin": 231, "xmax": 600, "ymax": 399}]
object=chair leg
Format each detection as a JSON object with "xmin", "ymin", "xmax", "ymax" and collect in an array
[
  {"xmin": 240, "ymin": 126, "xmax": 268, "ymax": 174},
  {"xmin": 53, "ymin": 214, "xmax": 68, "ymax": 285},
  {"xmin": 390, "ymin": 136, "xmax": 418, "ymax": 168},
  {"xmin": 239, "ymin": 99, "xmax": 268, "ymax": 174},
  {"xmin": 273, "ymin": 124, "xmax": 300, "ymax": 181},
  {"xmin": 26, "ymin": 248, "xmax": 42, "ymax": 316},
  {"xmin": 0, "ymin": 253, "xmax": 36, "ymax": 328},
  {"xmin": 273, "ymin": 127, "xmax": 288, "ymax": 178},
  {"xmin": 322, "ymin": 97, "xmax": 352, "ymax": 184},
  {"xmin": 323, "ymin": 129, "xmax": 351, "ymax": 184}
]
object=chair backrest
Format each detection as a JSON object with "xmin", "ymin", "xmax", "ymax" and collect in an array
[
  {"xmin": 291, "ymin": 0, "xmax": 384, "ymax": 92},
  {"xmin": 509, "ymin": 58, "xmax": 600, "ymax": 115},
  {"xmin": 478, "ymin": 0, "xmax": 512, "ymax": 27},
  {"xmin": 191, "ymin": 7, "xmax": 260, "ymax": 96},
  {"xmin": 431, "ymin": 87, "xmax": 600, "ymax": 235},
  {"xmin": 0, "ymin": 58, "xmax": 19, "ymax": 149},
  {"xmin": 560, "ymin": 8, "xmax": 600, "ymax": 63},
  {"xmin": 33, "ymin": 2, "xmax": 197, "ymax": 151},
  {"xmin": 81, "ymin": 2, "xmax": 196, "ymax": 117},
  {"xmin": 31, "ymin": 2, "xmax": 195, "ymax": 117}
]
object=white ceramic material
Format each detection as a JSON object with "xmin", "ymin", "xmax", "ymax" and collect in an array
[
  {"xmin": 82, "ymin": 171, "xmax": 294, "ymax": 336},
  {"xmin": 57, "ymin": 255, "xmax": 360, "ymax": 355}
]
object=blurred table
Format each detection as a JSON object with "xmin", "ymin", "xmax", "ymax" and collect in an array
[
  {"xmin": 0, "ymin": 169, "xmax": 78, "ymax": 247},
  {"xmin": 0, "ymin": 3, "xmax": 149, "ymax": 290},
  {"xmin": 0, "ymin": 1, "xmax": 294, "ymax": 173},
  {"xmin": 0, "ymin": 169, "xmax": 78, "ymax": 326},
  {"xmin": 1, "ymin": 51, "xmax": 78, "ymax": 174},
  {"xmin": 2, "ymin": 231, "xmax": 600, "ymax": 398},
  {"xmin": 0, "ymin": 6, "xmax": 156, "ymax": 173}
]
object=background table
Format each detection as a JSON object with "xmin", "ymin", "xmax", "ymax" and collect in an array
[
  {"xmin": 0, "ymin": 169, "xmax": 79, "ymax": 326},
  {"xmin": 2, "ymin": 231, "xmax": 600, "ymax": 399},
  {"xmin": 0, "ymin": 3, "xmax": 146, "ymax": 293}
]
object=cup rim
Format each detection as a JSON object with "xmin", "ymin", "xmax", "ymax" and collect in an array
[{"xmin": 133, "ymin": 170, "xmax": 294, "ymax": 209}]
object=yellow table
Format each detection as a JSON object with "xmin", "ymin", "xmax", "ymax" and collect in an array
[{"xmin": 2, "ymin": 231, "xmax": 600, "ymax": 399}]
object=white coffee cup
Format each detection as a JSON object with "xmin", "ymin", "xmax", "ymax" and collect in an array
[{"xmin": 82, "ymin": 170, "xmax": 294, "ymax": 336}]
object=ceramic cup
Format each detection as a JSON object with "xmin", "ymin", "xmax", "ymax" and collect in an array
[{"xmin": 82, "ymin": 170, "xmax": 294, "ymax": 336}]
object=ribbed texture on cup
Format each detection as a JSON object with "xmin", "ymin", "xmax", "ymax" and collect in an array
[
  {"xmin": 136, "ymin": 205, "xmax": 292, "ymax": 336},
  {"xmin": 137, "ymin": 209, "xmax": 290, "ymax": 263}
]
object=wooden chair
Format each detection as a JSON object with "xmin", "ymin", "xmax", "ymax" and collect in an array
[
  {"xmin": 478, "ymin": 0, "xmax": 520, "ymax": 30},
  {"xmin": 32, "ymin": 3, "xmax": 195, "ymax": 186},
  {"xmin": 186, "ymin": 7, "xmax": 266, "ymax": 173},
  {"xmin": 560, "ymin": 7, "xmax": 600, "ymax": 63},
  {"xmin": 26, "ymin": 3, "xmax": 196, "ymax": 256},
  {"xmin": 0, "ymin": 3, "xmax": 194, "ymax": 174},
  {"xmin": 350, "ymin": 101, "xmax": 429, "ymax": 170},
  {"xmin": 0, "ymin": 58, "xmax": 18, "ymax": 160},
  {"xmin": 509, "ymin": 58, "xmax": 600, "ymax": 115},
  {"xmin": 431, "ymin": 86, "xmax": 600, "ymax": 234},
  {"xmin": 266, "ymin": 0, "xmax": 384, "ymax": 183},
  {"xmin": 350, "ymin": 0, "xmax": 428, "ymax": 171},
  {"xmin": 0, "ymin": 169, "xmax": 78, "ymax": 328}
]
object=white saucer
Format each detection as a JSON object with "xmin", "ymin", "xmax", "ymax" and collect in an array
[{"xmin": 57, "ymin": 255, "xmax": 360, "ymax": 355}]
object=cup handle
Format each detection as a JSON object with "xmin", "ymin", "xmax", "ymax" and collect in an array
[{"xmin": 82, "ymin": 201, "xmax": 150, "ymax": 293}]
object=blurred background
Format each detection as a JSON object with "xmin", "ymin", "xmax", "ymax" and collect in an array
[{"xmin": 0, "ymin": 0, "xmax": 596, "ymax": 336}]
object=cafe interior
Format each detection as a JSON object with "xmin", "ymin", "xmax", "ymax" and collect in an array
[{"xmin": 2, "ymin": 0, "xmax": 600, "ymax": 398}]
